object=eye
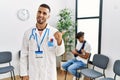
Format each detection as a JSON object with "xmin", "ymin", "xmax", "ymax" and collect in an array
[
  {"xmin": 38, "ymin": 11, "xmax": 41, "ymax": 14},
  {"xmin": 43, "ymin": 12, "xmax": 47, "ymax": 15}
]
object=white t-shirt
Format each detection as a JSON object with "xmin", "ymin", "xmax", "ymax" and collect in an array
[{"xmin": 76, "ymin": 41, "xmax": 91, "ymax": 64}]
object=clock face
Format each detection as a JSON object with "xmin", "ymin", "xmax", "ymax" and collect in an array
[{"xmin": 17, "ymin": 9, "xmax": 30, "ymax": 21}]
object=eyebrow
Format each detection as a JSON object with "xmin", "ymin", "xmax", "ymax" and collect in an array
[{"xmin": 38, "ymin": 10, "xmax": 49, "ymax": 13}]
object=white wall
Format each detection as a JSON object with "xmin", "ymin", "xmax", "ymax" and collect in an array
[
  {"xmin": 0, "ymin": 0, "xmax": 75, "ymax": 79},
  {"xmin": 101, "ymin": 0, "xmax": 120, "ymax": 79},
  {"xmin": 1, "ymin": 0, "xmax": 120, "ymax": 79},
  {"xmin": 75, "ymin": 0, "xmax": 120, "ymax": 79},
  {"xmin": 87, "ymin": 0, "xmax": 120, "ymax": 80}
]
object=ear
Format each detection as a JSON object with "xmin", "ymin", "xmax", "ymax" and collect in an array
[{"xmin": 47, "ymin": 14, "xmax": 50, "ymax": 19}]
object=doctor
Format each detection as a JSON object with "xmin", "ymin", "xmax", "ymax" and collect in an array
[{"xmin": 20, "ymin": 4, "xmax": 65, "ymax": 80}]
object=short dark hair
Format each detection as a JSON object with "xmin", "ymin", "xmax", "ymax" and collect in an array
[
  {"xmin": 76, "ymin": 32, "xmax": 84, "ymax": 39},
  {"xmin": 39, "ymin": 4, "xmax": 51, "ymax": 12}
]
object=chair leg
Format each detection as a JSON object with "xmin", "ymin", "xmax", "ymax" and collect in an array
[
  {"xmin": 76, "ymin": 78, "xmax": 78, "ymax": 80},
  {"xmin": 103, "ymin": 70, "xmax": 106, "ymax": 78},
  {"xmin": 76, "ymin": 77, "xmax": 77, "ymax": 80},
  {"xmin": 10, "ymin": 71, "xmax": 13, "ymax": 80},
  {"xmin": 76, "ymin": 71, "xmax": 77, "ymax": 80},
  {"xmin": 12, "ymin": 70, "xmax": 16, "ymax": 80},
  {"xmin": 76, "ymin": 69, "xmax": 78, "ymax": 80},
  {"xmin": 77, "ymin": 78, "xmax": 79, "ymax": 80},
  {"xmin": 78, "ymin": 76, "xmax": 80, "ymax": 80},
  {"xmin": 64, "ymin": 71, "xmax": 68, "ymax": 80},
  {"xmin": 76, "ymin": 71, "xmax": 81, "ymax": 80},
  {"xmin": 104, "ymin": 74, "xmax": 106, "ymax": 78},
  {"xmin": 92, "ymin": 78, "xmax": 95, "ymax": 80}
]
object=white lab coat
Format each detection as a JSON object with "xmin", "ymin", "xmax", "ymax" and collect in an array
[{"xmin": 20, "ymin": 24, "xmax": 65, "ymax": 80}]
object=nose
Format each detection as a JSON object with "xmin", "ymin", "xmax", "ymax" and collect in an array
[{"xmin": 38, "ymin": 13, "xmax": 43, "ymax": 17}]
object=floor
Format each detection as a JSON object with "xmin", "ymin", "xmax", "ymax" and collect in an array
[
  {"xmin": 1, "ymin": 68, "xmax": 73, "ymax": 80},
  {"xmin": 57, "ymin": 69, "xmax": 73, "ymax": 80}
]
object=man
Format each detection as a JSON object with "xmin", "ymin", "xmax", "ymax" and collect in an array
[
  {"xmin": 62, "ymin": 32, "xmax": 91, "ymax": 79},
  {"xmin": 20, "ymin": 4, "xmax": 65, "ymax": 80}
]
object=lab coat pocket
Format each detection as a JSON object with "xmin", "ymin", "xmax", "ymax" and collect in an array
[
  {"xmin": 47, "ymin": 46, "xmax": 55, "ymax": 51},
  {"xmin": 47, "ymin": 42, "xmax": 56, "ymax": 51}
]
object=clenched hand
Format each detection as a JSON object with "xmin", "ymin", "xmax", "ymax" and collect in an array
[{"xmin": 54, "ymin": 31, "xmax": 62, "ymax": 46}]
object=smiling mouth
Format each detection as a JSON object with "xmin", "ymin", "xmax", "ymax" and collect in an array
[
  {"xmin": 37, "ymin": 17, "xmax": 42, "ymax": 20},
  {"xmin": 37, "ymin": 17, "xmax": 45, "ymax": 24}
]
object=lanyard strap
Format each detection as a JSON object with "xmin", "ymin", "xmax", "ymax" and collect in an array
[
  {"xmin": 35, "ymin": 28, "xmax": 48, "ymax": 51},
  {"xmin": 29, "ymin": 28, "xmax": 36, "ymax": 40}
]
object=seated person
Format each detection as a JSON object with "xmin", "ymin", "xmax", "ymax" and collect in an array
[{"xmin": 62, "ymin": 31, "xmax": 91, "ymax": 78}]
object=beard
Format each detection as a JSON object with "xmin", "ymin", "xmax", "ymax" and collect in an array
[{"xmin": 37, "ymin": 17, "xmax": 46, "ymax": 24}]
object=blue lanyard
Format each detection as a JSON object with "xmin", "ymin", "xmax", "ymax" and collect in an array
[
  {"xmin": 35, "ymin": 28, "xmax": 48, "ymax": 51},
  {"xmin": 29, "ymin": 28, "xmax": 36, "ymax": 40}
]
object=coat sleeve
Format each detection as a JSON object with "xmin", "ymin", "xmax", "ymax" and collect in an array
[
  {"xmin": 55, "ymin": 39, "xmax": 65, "ymax": 56},
  {"xmin": 20, "ymin": 32, "xmax": 29, "ymax": 76}
]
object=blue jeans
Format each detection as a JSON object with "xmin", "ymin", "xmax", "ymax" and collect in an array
[{"xmin": 62, "ymin": 58, "xmax": 85, "ymax": 78}]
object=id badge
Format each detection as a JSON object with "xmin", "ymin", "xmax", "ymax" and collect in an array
[{"xmin": 35, "ymin": 51, "xmax": 44, "ymax": 58}]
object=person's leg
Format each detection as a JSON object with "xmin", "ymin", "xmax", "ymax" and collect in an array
[
  {"xmin": 62, "ymin": 59, "xmax": 76, "ymax": 71},
  {"xmin": 67, "ymin": 60, "xmax": 85, "ymax": 78}
]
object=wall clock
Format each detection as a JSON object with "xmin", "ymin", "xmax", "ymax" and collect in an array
[{"xmin": 17, "ymin": 9, "xmax": 30, "ymax": 21}]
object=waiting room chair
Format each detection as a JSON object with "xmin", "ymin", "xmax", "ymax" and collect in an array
[
  {"xmin": 99, "ymin": 60, "xmax": 120, "ymax": 80},
  {"xmin": 80, "ymin": 54, "xmax": 109, "ymax": 80},
  {"xmin": 64, "ymin": 54, "xmax": 91, "ymax": 80},
  {"xmin": 76, "ymin": 53, "xmax": 91, "ymax": 80},
  {"xmin": 0, "ymin": 51, "xmax": 16, "ymax": 80}
]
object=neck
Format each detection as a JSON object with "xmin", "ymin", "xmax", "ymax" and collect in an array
[
  {"xmin": 36, "ymin": 23, "xmax": 47, "ymax": 31},
  {"xmin": 80, "ymin": 40, "xmax": 85, "ymax": 43}
]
